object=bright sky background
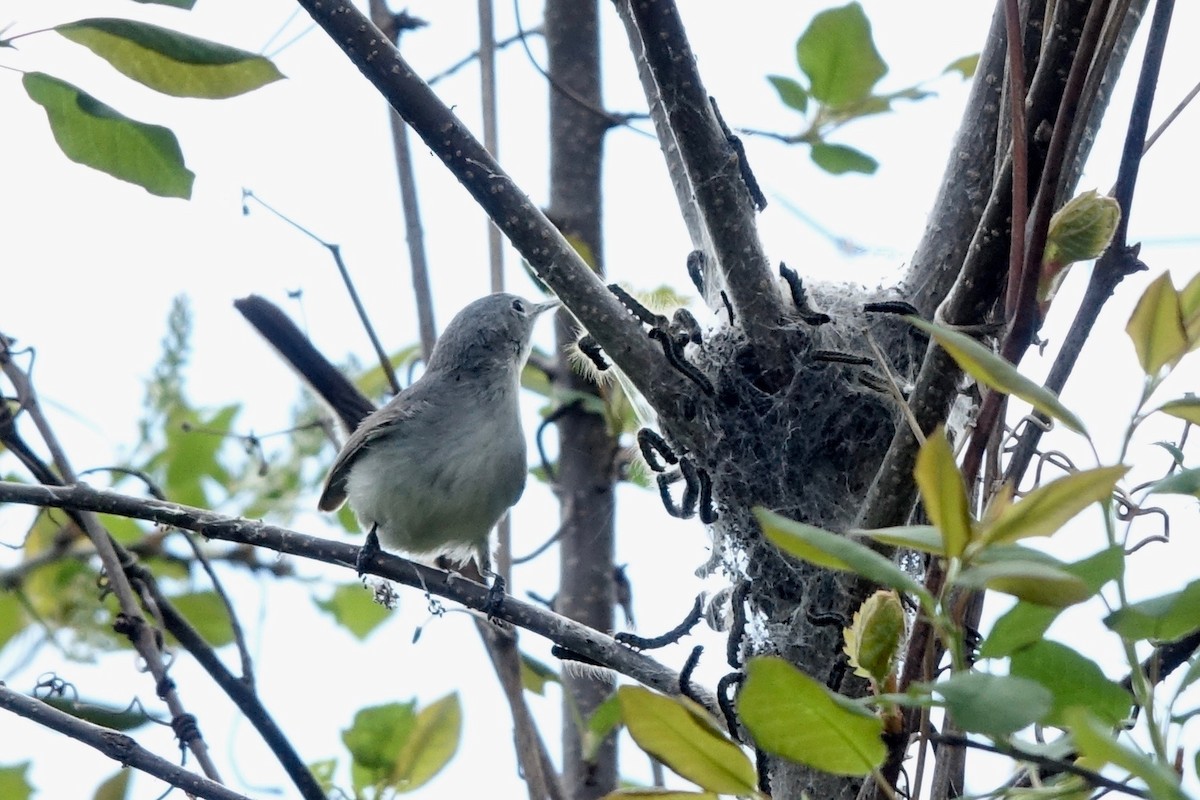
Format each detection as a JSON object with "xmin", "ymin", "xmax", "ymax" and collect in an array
[{"xmin": 3, "ymin": 1, "xmax": 1200, "ymax": 797}]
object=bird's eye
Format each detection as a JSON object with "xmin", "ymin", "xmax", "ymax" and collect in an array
[{"xmin": 511, "ymin": 299, "xmax": 526, "ymax": 313}]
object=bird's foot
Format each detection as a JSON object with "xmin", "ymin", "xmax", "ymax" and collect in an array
[
  {"xmin": 356, "ymin": 527, "xmax": 381, "ymax": 578},
  {"xmin": 483, "ymin": 573, "xmax": 506, "ymax": 619}
]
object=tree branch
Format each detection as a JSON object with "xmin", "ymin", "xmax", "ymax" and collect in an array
[
  {"xmin": 0, "ymin": 684, "xmax": 252, "ymax": 800},
  {"xmin": 612, "ymin": 0, "xmax": 786, "ymax": 354},
  {"xmin": 290, "ymin": 0, "xmax": 690, "ymax": 421},
  {"xmin": 0, "ymin": 481, "xmax": 721, "ymax": 717}
]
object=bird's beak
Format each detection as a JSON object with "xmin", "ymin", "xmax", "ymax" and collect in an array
[{"xmin": 532, "ymin": 298, "xmax": 561, "ymax": 316}]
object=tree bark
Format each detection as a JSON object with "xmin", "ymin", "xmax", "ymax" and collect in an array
[{"xmin": 545, "ymin": 2, "xmax": 620, "ymax": 797}]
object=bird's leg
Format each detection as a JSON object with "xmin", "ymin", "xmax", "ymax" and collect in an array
[
  {"xmin": 475, "ymin": 548, "xmax": 506, "ymax": 619},
  {"xmin": 356, "ymin": 524, "xmax": 381, "ymax": 577}
]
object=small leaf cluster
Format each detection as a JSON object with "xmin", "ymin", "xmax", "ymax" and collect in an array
[
  {"xmin": 7, "ymin": 2, "xmax": 282, "ymax": 197},
  {"xmin": 766, "ymin": 2, "xmax": 975, "ymax": 176}
]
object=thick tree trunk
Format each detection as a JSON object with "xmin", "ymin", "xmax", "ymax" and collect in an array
[{"xmin": 545, "ymin": 2, "xmax": 619, "ymax": 797}]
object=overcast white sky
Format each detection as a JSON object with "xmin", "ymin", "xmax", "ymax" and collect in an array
[{"xmin": 3, "ymin": 1, "xmax": 1200, "ymax": 797}]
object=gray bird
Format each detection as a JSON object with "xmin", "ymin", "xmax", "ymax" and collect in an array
[{"xmin": 318, "ymin": 292, "xmax": 558, "ymax": 579}]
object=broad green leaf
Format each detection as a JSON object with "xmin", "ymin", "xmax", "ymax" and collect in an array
[
  {"xmin": 43, "ymin": 697, "xmax": 153, "ymax": 732},
  {"xmin": 57, "ymin": 19, "xmax": 283, "ymax": 99},
  {"xmin": 978, "ymin": 466, "xmax": 1126, "ymax": 546},
  {"xmin": 768, "ymin": 75, "xmax": 809, "ymax": 113},
  {"xmin": 584, "ymin": 694, "xmax": 622, "ymax": 762},
  {"xmin": 0, "ymin": 763, "xmax": 34, "ymax": 800},
  {"xmin": 1010, "ymin": 641, "xmax": 1132, "ymax": 727},
  {"xmin": 1065, "ymin": 709, "xmax": 1187, "ymax": 800},
  {"xmin": 92, "ymin": 769, "xmax": 130, "ymax": 800},
  {"xmin": 132, "ymin": 0, "xmax": 196, "ymax": 8},
  {"xmin": 1177, "ymin": 272, "xmax": 1200, "ymax": 348},
  {"xmin": 755, "ymin": 509, "xmax": 930, "ymax": 603},
  {"xmin": 0, "ymin": 593, "xmax": 25, "ymax": 651},
  {"xmin": 796, "ymin": 2, "xmax": 887, "ymax": 109},
  {"xmin": 315, "ymin": 583, "xmax": 391, "ymax": 641},
  {"xmin": 1104, "ymin": 579, "xmax": 1200, "ymax": 642},
  {"xmin": 1158, "ymin": 397, "xmax": 1200, "ymax": 425},
  {"xmin": 1126, "ymin": 272, "xmax": 1188, "ymax": 376},
  {"xmin": 810, "ymin": 142, "xmax": 878, "ymax": 175},
  {"xmin": 149, "ymin": 404, "xmax": 239, "ymax": 508},
  {"xmin": 520, "ymin": 653, "xmax": 560, "ymax": 696},
  {"xmin": 859, "ymin": 525, "xmax": 944, "ymax": 556},
  {"xmin": 914, "ymin": 427, "xmax": 972, "ymax": 558},
  {"xmin": 1150, "ymin": 467, "xmax": 1200, "ymax": 497},
  {"xmin": 390, "ymin": 693, "xmax": 461, "ymax": 791},
  {"xmin": 740, "ymin": 656, "xmax": 885, "ymax": 775},
  {"xmin": 169, "ymin": 591, "xmax": 235, "ymax": 647},
  {"xmin": 600, "ymin": 791, "xmax": 717, "ymax": 800},
  {"xmin": 930, "ymin": 672, "xmax": 1051, "ymax": 736},
  {"xmin": 343, "ymin": 701, "xmax": 417, "ymax": 773},
  {"xmin": 22, "ymin": 72, "xmax": 193, "ymax": 198},
  {"xmin": 956, "ymin": 560, "xmax": 1090, "ymax": 607},
  {"xmin": 943, "ymin": 54, "xmax": 980, "ymax": 79},
  {"xmin": 617, "ymin": 686, "xmax": 756, "ymax": 796},
  {"xmin": 981, "ymin": 547, "xmax": 1123, "ymax": 658},
  {"xmin": 908, "ymin": 317, "xmax": 1087, "ymax": 434}
]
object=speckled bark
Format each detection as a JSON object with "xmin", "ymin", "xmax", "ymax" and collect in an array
[{"xmin": 545, "ymin": 3, "xmax": 620, "ymax": 797}]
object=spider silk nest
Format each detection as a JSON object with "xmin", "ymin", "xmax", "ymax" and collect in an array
[{"xmin": 678, "ymin": 280, "xmax": 925, "ymax": 583}]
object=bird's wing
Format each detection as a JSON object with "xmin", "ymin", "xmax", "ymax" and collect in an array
[{"xmin": 317, "ymin": 391, "xmax": 429, "ymax": 511}]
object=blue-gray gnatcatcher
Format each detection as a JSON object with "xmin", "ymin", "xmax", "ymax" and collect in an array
[{"xmin": 318, "ymin": 292, "xmax": 558, "ymax": 579}]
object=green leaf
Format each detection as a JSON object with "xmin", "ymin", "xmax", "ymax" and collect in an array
[
  {"xmin": 981, "ymin": 547, "xmax": 1123, "ymax": 658},
  {"xmin": 131, "ymin": 0, "xmax": 196, "ymax": 8},
  {"xmin": 0, "ymin": 593, "xmax": 26, "ymax": 651},
  {"xmin": 755, "ymin": 508, "xmax": 930, "ymax": 604},
  {"xmin": 599, "ymin": 791, "xmax": 717, "ymax": 799},
  {"xmin": 943, "ymin": 54, "xmax": 980, "ymax": 79},
  {"xmin": 930, "ymin": 672, "xmax": 1051, "ymax": 736},
  {"xmin": 1126, "ymin": 272, "xmax": 1188, "ymax": 376},
  {"xmin": 22, "ymin": 72, "xmax": 194, "ymax": 198},
  {"xmin": 1149, "ymin": 466, "xmax": 1200, "ymax": 497},
  {"xmin": 42, "ymin": 697, "xmax": 153, "ymax": 732},
  {"xmin": 1104, "ymin": 579, "xmax": 1200, "ymax": 642},
  {"xmin": 768, "ymin": 75, "xmax": 809, "ymax": 114},
  {"xmin": 908, "ymin": 317, "xmax": 1087, "ymax": 435},
  {"xmin": 315, "ymin": 583, "xmax": 391, "ymax": 641},
  {"xmin": 859, "ymin": 525, "xmax": 944, "ymax": 556},
  {"xmin": 520, "ymin": 653, "xmax": 560, "ymax": 696},
  {"xmin": 149, "ymin": 404, "xmax": 239, "ymax": 507},
  {"xmin": 1009, "ymin": 641, "xmax": 1132, "ymax": 727},
  {"xmin": 0, "ymin": 763, "xmax": 34, "ymax": 800},
  {"xmin": 342, "ymin": 697, "xmax": 459, "ymax": 792},
  {"xmin": 956, "ymin": 559, "xmax": 1091, "ymax": 607},
  {"xmin": 810, "ymin": 142, "xmax": 878, "ymax": 175},
  {"xmin": 169, "ymin": 591, "xmax": 234, "ymax": 647},
  {"xmin": 57, "ymin": 19, "xmax": 284, "ymax": 99},
  {"xmin": 740, "ymin": 656, "xmax": 885, "ymax": 775},
  {"xmin": 1158, "ymin": 396, "xmax": 1200, "ymax": 425},
  {"xmin": 617, "ymin": 686, "xmax": 757, "ymax": 795},
  {"xmin": 796, "ymin": 2, "xmax": 887, "ymax": 109},
  {"xmin": 1177, "ymin": 272, "xmax": 1200, "ymax": 348},
  {"xmin": 390, "ymin": 693, "xmax": 461, "ymax": 791},
  {"xmin": 92, "ymin": 769, "xmax": 130, "ymax": 800},
  {"xmin": 343, "ymin": 701, "xmax": 418, "ymax": 774},
  {"xmin": 914, "ymin": 427, "xmax": 972, "ymax": 558},
  {"xmin": 978, "ymin": 466, "xmax": 1126, "ymax": 546},
  {"xmin": 1065, "ymin": 709, "xmax": 1187, "ymax": 800},
  {"xmin": 584, "ymin": 694, "xmax": 622, "ymax": 762}
]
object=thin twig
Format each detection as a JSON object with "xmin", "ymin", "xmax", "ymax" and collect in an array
[{"xmin": 0, "ymin": 685, "xmax": 251, "ymax": 800}]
